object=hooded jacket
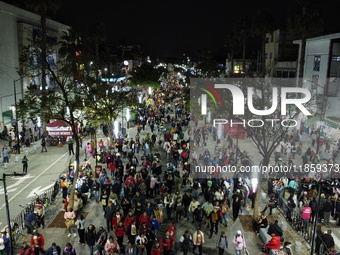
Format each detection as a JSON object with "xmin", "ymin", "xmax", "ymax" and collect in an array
[{"xmin": 266, "ymin": 235, "xmax": 281, "ymax": 250}]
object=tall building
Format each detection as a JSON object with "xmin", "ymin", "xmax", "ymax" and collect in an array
[
  {"xmin": 0, "ymin": 1, "xmax": 69, "ymax": 129},
  {"xmin": 265, "ymin": 29, "xmax": 299, "ymax": 78}
]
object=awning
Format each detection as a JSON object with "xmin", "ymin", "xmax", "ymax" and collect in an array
[
  {"xmin": 303, "ymin": 116, "xmax": 320, "ymax": 127},
  {"xmin": 2, "ymin": 111, "xmax": 13, "ymax": 118},
  {"xmin": 325, "ymin": 118, "xmax": 340, "ymax": 129}
]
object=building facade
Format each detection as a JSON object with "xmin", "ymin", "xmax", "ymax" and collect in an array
[
  {"xmin": 0, "ymin": 1, "xmax": 69, "ymax": 129},
  {"xmin": 295, "ymin": 33, "xmax": 340, "ymax": 119},
  {"xmin": 265, "ymin": 29, "xmax": 299, "ymax": 78}
]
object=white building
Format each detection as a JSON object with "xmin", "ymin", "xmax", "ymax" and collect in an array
[
  {"xmin": 294, "ymin": 33, "xmax": 340, "ymax": 119},
  {"xmin": 0, "ymin": 1, "xmax": 69, "ymax": 129}
]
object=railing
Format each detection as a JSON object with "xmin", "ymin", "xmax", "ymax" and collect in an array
[
  {"xmin": 262, "ymin": 184, "xmax": 336, "ymax": 255},
  {"xmin": 8, "ymin": 178, "xmax": 61, "ymax": 246}
]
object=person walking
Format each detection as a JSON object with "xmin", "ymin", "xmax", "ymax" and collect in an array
[
  {"xmin": 208, "ymin": 207, "xmax": 220, "ymax": 238},
  {"xmin": 233, "ymin": 230, "xmax": 246, "ymax": 255},
  {"xmin": 2, "ymin": 146, "xmax": 9, "ymax": 163},
  {"xmin": 30, "ymin": 230, "xmax": 45, "ymax": 255},
  {"xmin": 75, "ymin": 215, "xmax": 85, "ymax": 245},
  {"xmin": 64, "ymin": 207, "xmax": 77, "ymax": 238},
  {"xmin": 41, "ymin": 137, "xmax": 47, "ymax": 152},
  {"xmin": 68, "ymin": 138, "xmax": 74, "ymax": 155},
  {"xmin": 62, "ymin": 242, "xmax": 76, "ymax": 255},
  {"xmin": 22, "ymin": 155, "xmax": 28, "ymax": 174},
  {"xmin": 45, "ymin": 243, "xmax": 61, "ymax": 255},
  {"xmin": 84, "ymin": 224, "xmax": 96, "ymax": 255},
  {"xmin": 216, "ymin": 231, "xmax": 228, "ymax": 255},
  {"xmin": 192, "ymin": 229, "xmax": 204, "ymax": 255},
  {"xmin": 179, "ymin": 230, "xmax": 192, "ymax": 255}
]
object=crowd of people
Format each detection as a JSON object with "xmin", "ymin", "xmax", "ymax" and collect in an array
[{"xmin": 15, "ymin": 77, "xmax": 340, "ymax": 255}]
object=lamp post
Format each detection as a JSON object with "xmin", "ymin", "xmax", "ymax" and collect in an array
[
  {"xmin": 13, "ymin": 78, "xmax": 22, "ymax": 154},
  {"xmin": 1, "ymin": 172, "xmax": 26, "ymax": 255}
]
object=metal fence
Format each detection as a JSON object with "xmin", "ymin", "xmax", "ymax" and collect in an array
[
  {"xmin": 9, "ymin": 178, "xmax": 61, "ymax": 246},
  {"xmin": 260, "ymin": 181, "xmax": 336, "ymax": 255}
]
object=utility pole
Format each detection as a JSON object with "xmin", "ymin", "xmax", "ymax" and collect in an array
[{"xmin": 1, "ymin": 172, "xmax": 26, "ymax": 255}]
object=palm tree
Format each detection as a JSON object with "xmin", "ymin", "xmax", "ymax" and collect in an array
[
  {"xmin": 252, "ymin": 11, "xmax": 276, "ymax": 76},
  {"xmin": 288, "ymin": 0, "xmax": 324, "ymax": 84},
  {"xmin": 235, "ymin": 17, "xmax": 252, "ymax": 75},
  {"xmin": 86, "ymin": 22, "xmax": 107, "ymax": 77},
  {"xmin": 224, "ymin": 32, "xmax": 237, "ymax": 76}
]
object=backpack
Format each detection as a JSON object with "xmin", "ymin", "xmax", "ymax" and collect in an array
[
  {"xmin": 182, "ymin": 235, "xmax": 191, "ymax": 249},
  {"xmin": 64, "ymin": 247, "xmax": 75, "ymax": 255}
]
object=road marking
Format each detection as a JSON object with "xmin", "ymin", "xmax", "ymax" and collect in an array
[
  {"xmin": 27, "ymin": 183, "xmax": 54, "ymax": 198},
  {"xmin": 0, "ymin": 188, "xmax": 17, "ymax": 194},
  {"xmin": 0, "ymin": 151, "xmax": 69, "ymax": 210}
]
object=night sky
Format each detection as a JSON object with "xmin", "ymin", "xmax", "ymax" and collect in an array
[{"xmin": 52, "ymin": 0, "xmax": 340, "ymax": 58}]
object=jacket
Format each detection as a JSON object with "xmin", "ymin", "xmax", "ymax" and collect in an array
[
  {"xmin": 30, "ymin": 233, "xmax": 44, "ymax": 248},
  {"xmin": 19, "ymin": 246, "xmax": 34, "ymax": 255},
  {"xmin": 233, "ymin": 235, "xmax": 246, "ymax": 250},
  {"xmin": 112, "ymin": 215, "xmax": 124, "ymax": 229},
  {"xmin": 104, "ymin": 239, "xmax": 120, "ymax": 254},
  {"xmin": 45, "ymin": 245, "xmax": 61, "ymax": 255},
  {"xmin": 267, "ymin": 223, "xmax": 283, "ymax": 237},
  {"xmin": 151, "ymin": 247, "xmax": 161, "ymax": 255},
  {"xmin": 266, "ymin": 235, "xmax": 281, "ymax": 250},
  {"xmin": 84, "ymin": 228, "xmax": 97, "ymax": 246},
  {"xmin": 192, "ymin": 230, "xmax": 205, "ymax": 245},
  {"xmin": 151, "ymin": 219, "xmax": 160, "ymax": 230},
  {"xmin": 161, "ymin": 235, "xmax": 172, "ymax": 251},
  {"xmin": 216, "ymin": 235, "xmax": 228, "ymax": 249},
  {"xmin": 124, "ymin": 215, "xmax": 136, "ymax": 229},
  {"xmin": 114, "ymin": 226, "xmax": 126, "ymax": 238},
  {"xmin": 138, "ymin": 215, "xmax": 150, "ymax": 227},
  {"xmin": 125, "ymin": 245, "xmax": 137, "ymax": 255}
]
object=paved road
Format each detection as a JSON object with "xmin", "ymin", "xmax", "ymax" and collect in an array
[{"xmin": 0, "ymin": 140, "xmax": 83, "ymax": 230}]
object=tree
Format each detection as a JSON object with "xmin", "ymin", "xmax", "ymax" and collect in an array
[
  {"xmin": 234, "ymin": 17, "xmax": 252, "ymax": 75},
  {"xmin": 82, "ymin": 80, "xmax": 137, "ymax": 145},
  {"xmin": 252, "ymin": 11, "xmax": 276, "ymax": 76},
  {"xmin": 191, "ymin": 78, "xmax": 317, "ymax": 219},
  {"xmin": 24, "ymin": 0, "xmax": 61, "ymax": 135},
  {"xmin": 288, "ymin": 0, "xmax": 324, "ymax": 84},
  {"xmin": 224, "ymin": 32, "xmax": 238, "ymax": 77},
  {"xmin": 129, "ymin": 63, "xmax": 162, "ymax": 88},
  {"xmin": 17, "ymin": 28, "xmax": 89, "ymax": 210}
]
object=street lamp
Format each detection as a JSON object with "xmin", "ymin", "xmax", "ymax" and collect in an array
[
  {"xmin": 1, "ymin": 172, "xmax": 26, "ymax": 255},
  {"xmin": 13, "ymin": 77, "xmax": 25, "ymax": 154}
]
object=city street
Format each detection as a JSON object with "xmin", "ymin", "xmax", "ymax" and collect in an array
[{"xmin": 0, "ymin": 140, "xmax": 78, "ymax": 229}]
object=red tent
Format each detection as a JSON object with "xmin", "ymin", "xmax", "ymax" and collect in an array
[
  {"xmin": 223, "ymin": 122, "xmax": 247, "ymax": 139},
  {"xmin": 46, "ymin": 120, "xmax": 72, "ymax": 141},
  {"xmin": 46, "ymin": 120, "xmax": 69, "ymax": 128}
]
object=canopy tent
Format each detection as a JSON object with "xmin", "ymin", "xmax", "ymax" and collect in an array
[
  {"xmin": 46, "ymin": 120, "xmax": 72, "ymax": 141},
  {"xmin": 223, "ymin": 123, "xmax": 247, "ymax": 139}
]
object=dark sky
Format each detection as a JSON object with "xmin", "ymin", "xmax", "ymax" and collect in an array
[{"xmin": 53, "ymin": 0, "xmax": 340, "ymax": 58}]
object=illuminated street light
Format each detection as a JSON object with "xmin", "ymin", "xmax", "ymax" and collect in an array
[{"xmin": 114, "ymin": 120, "xmax": 119, "ymax": 138}]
